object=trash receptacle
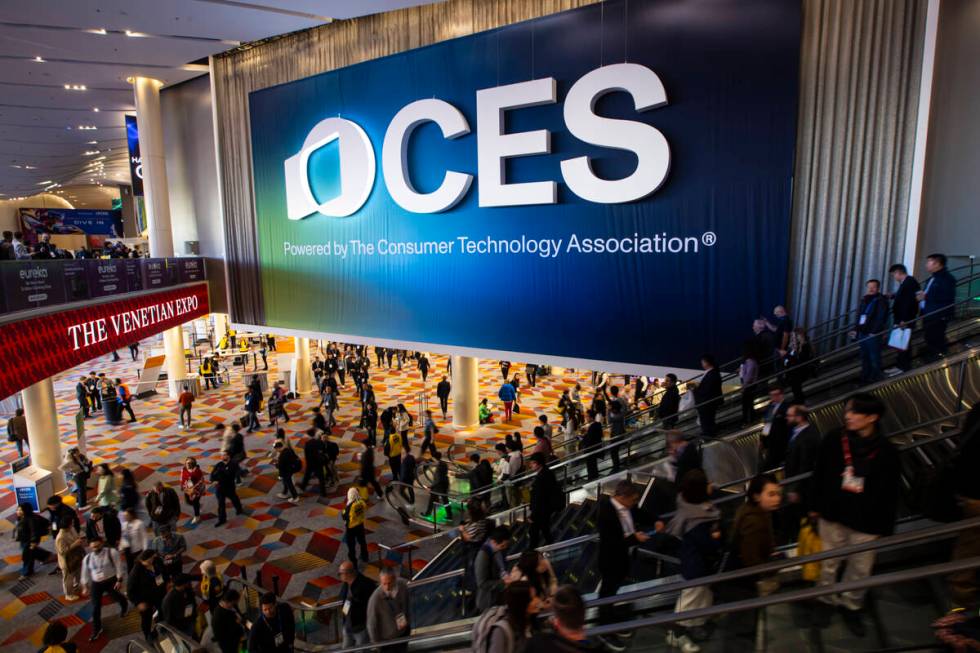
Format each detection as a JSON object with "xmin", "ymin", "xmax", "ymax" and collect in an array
[{"xmin": 103, "ymin": 396, "xmax": 122, "ymax": 425}]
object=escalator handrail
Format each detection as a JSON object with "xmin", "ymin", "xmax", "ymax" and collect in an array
[
  {"xmin": 711, "ymin": 408, "xmax": 972, "ymax": 493},
  {"xmin": 324, "ymin": 552, "xmax": 980, "ymax": 652},
  {"xmin": 153, "ymin": 622, "xmax": 201, "ymax": 652},
  {"xmin": 387, "ymin": 346, "xmax": 979, "ymax": 554}
]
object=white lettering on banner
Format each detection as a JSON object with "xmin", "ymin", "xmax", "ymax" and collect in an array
[
  {"xmin": 283, "ymin": 63, "xmax": 671, "ymax": 217},
  {"xmin": 65, "ymin": 293, "xmax": 202, "ymax": 351},
  {"xmin": 476, "ymin": 77, "xmax": 558, "ymax": 207},
  {"xmin": 560, "ymin": 63, "xmax": 670, "ymax": 203},
  {"xmin": 382, "ymin": 99, "xmax": 473, "ymax": 213}
]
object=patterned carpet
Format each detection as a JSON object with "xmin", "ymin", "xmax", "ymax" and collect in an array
[{"xmin": 0, "ymin": 334, "xmax": 598, "ymax": 653}]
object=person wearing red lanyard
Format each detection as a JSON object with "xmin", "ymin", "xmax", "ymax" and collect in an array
[
  {"xmin": 248, "ymin": 592, "xmax": 295, "ymax": 653},
  {"xmin": 809, "ymin": 393, "xmax": 900, "ymax": 636}
]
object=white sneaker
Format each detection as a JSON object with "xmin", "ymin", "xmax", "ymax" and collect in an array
[
  {"xmin": 666, "ymin": 631, "xmax": 701, "ymax": 653},
  {"xmin": 288, "ymin": 497, "xmax": 300, "ymax": 504},
  {"xmin": 276, "ymin": 493, "xmax": 289, "ymax": 499},
  {"xmin": 191, "ymin": 517, "xmax": 200, "ymax": 524}
]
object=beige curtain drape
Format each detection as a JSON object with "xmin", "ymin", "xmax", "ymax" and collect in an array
[{"xmin": 788, "ymin": 0, "xmax": 927, "ymax": 330}]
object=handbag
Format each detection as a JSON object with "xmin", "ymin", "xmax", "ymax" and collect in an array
[
  {"xmin": 887, "ymin": 327, "xmax": 911, "ymax": 351},
  {"xmin": 796, "ymin": 517, "xmax": 822, "ymax": 581},
  {"xmin": 513, "ymin": 402, "xmax": 521, "ymax": 414}
]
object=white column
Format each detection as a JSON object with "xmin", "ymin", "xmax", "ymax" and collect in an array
[
  {"xmin": 451, "ymin": 355, "xmax": 479, "ymax": 429},
  {"xmin": 134, "ymin": 76, "xmax": 186, "ymax": 397},
  {"xmin": 22, "ymin": 378, "xmax": 66, "ymax": 492},
  {"xmin": 164, "ymin": 326, "xmax": 187, "ymax": 398},
  {"xmin": 212, "ymin": 313, "xmax": 229, "ymax": 342},
  {"xmin": 132, "ymin": 77, "xmax": 174, "ymax": 258},
  {"xmin": 294, "ymin": 337, "xmax": 312, "ymax": 394}
]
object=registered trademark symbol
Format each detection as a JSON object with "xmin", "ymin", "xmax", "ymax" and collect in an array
[{"xmin": 702, "ymin": 232, "xmax": 717, "ymax": 246}]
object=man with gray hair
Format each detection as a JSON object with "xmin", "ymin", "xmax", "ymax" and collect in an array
[
  {"xmin": 366, "ymin": 566, "xmax": 411, "ymax": 652},
  {"xmin": 338, "ymin": 560, "xmax": 376, "ymax": 648}
]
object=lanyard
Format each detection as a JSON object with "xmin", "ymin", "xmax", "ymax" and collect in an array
[
  {"xmin": 841, "ymin": 433, "xmax": 877, "ymax": 468},
  {"xmin": 862, "ymin": 296, "xmax": 879, "ymax": 315}
]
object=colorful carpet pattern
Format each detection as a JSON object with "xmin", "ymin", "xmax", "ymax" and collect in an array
[{"xmin": 0, "ymin": 336, "xmax": 599, "ymax": 653}]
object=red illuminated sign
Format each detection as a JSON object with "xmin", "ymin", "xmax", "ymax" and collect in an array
[{"xmin": 0, "ymin": 283, "xmax": 209, "ymax": 400}]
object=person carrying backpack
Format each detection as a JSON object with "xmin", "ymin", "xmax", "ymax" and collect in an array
[
  {"xmin": 664, "ymin": 470, "xmax": 721, "ymax": 652},
  {"xmin": 115, "ymin": 378, "xmax": 136, "ymax": 423},
  {"xmin": 472, "ymin": 580, "xmax": 540, "ymax": 653}
]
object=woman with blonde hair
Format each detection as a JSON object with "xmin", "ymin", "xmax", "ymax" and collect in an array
[{"xmin": 342, "ymin": 487, "xmax": 369, "ymax": 564}]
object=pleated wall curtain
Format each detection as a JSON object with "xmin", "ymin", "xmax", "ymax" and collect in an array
[
  {"xmin": 212, "ymin": 0, "xmax": 928, "ymax": 335},
  {"xmin": 788, "ymin": 0, "xmax": 927, "ymax": 331}
]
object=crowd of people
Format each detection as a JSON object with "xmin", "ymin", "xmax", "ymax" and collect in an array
[
  {"xmin": 11, "ymin": 250, "xmax": 977, "ymax": 653},
  {"xmin": 0, "ymin": 231, "xmax": 146, "ymax": 261}
]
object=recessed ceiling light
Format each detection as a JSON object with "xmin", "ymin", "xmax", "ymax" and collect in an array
[
  {"xmin": 33, "ymin": 56, "xmax": 45, "ymax": 63},
  {"xmin": 89, "ymin": 28, "xmax": 108, "ymax": 35},
  {"xmin": 64, "ymin": 84, "xmax": 87, "ymax": 91},
  {"xmin": 83, "ymin": 150, "xmax": 99, "ymax": 156},
  {"xmin": 25, "ymin": 165, "xmax": 36, "ymax": 169},
  {"xmin": 78, "ymin": 125, "xmax": 97, "ymax": 130},
  {"xmin": 92, "ymin": 107, "xmax": 100, "ymax": 112},
  {"xmin": 124, "ymin": 30, "xmax": 145, "ymax": 38},
  {"xmin": 37, "ymin": 180, "xmax": 53, "ymax": 185},
  {"xmin": 87, "ymin": 140, "xmax": 98, "ymax": 145}
]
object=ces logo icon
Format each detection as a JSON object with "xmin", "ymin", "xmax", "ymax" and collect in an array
[{"xmin": 283, "ymin": 63, "xmax": 671, "ymax": 220}]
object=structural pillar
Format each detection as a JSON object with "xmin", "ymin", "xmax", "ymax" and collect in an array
[
  {"xmin": 22, "ymin": 378, "xmax": 66, "ymax": 492},
  {"xmin": 452, "ymin": 355, "xmax": 479, "ymax": 429},
  {"xmin": 212, "ymin": 313, "xmax": 229, "ymax": 342},
  {"xmin": 294, "ymin": 337, "xmax": 312, "ymax": 394},
  {"xmin": 133, "ymin": 76, "xmax": 184, "ymax": 397}
]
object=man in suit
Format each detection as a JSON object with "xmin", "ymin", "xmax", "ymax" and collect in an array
[
  {"xmin": 580, "ymin": 409, "xmax": 604, "ymax": 480},
  {"xmin": 760, "ymin": 386, "xmax": 790, "ymax": 470},
  {"xmin": 657, "ymin": 373, "xmax": 680, "ymax": 427},
  {"xmin": 851, "ymin": 279, "xmax": 890, "ymax": 383},
  {"xmin": 782, "ymin": 404, "xmax": 822, "ymax": 540},
  {"xmin": 436, "ymin": 376, "xmax": 451, "ymax": 420},
  {"xmin": 75, "ymin": 377, "xmax": 90, "ymax": 418},
  {"xmin": 693, "ymin": 355, "xmax": 723, "ymax": 437},
  {"xmin": 528, "ymin": 453, "xmax": 563, "ymax": 548},
  {"xmin": 917, "ymin": 253, "xmax": 957, "ymax": 360},
  {"xmin": 597, "ymin": 481, "xmax": 657, "ymax": 652},
  {"xmin": 888, "ymin": 263, "xmax": 920, "ymax": 371}
]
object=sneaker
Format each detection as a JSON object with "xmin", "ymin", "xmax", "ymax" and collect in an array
[
  {"xmin": 597, "ymin": 634, "xmax": 626, "ymax": 652},
  {"xmin": 276, "ymin": 493, "xmax": 289, "ymax": 499},
  {"xmin": 89, "ymin": 628, "xmax": 104, "ymax": 642},
  {"xmin": 288, "ymin": 497, "xmax": 300, "ymax": 504},
  {"xmin": 64, "ymin": 594, "xmax": 80, "ymax": 602},
  {"xmin": 666, "ymin": 631, "xmax": 701, "ymax": 652},
  {"xmin": 191, "ymin": 517, "xmax": 201, "ymax": 524}
]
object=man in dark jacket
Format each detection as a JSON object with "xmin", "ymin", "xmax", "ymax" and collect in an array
[
  {"xmin": 75, "ymin": 377, "xmax": 91, "ymax": 418},
  {"xmin": 888, "ymin": 263, "xmax": 920, "ymax": 371},
  {"xmin": 160, "ymin": 574, "xmax": 197, "ymax": 636},
  {"xmin": 127, "ymin": 550, "xmax": 166, "ymax": 640},
  {"xmin": 422, "ymin": 452, "xmax": 452, "ymax": 519},
  {"xmin": 399, "ymin": 449, "xmax": 417, "ymax": 504},
  {"xmin": 693, "ymin": 356, "xmax": 723, "ymax": 437},
  {"xmin": 211, "ymin": 453, "xmax": 244, "ymax": 526},
  {"xmin": 145, "ymin": 482, "xmax": 181, "ymax": 536},
  {"xmin": 852, "ymin": 279, "xmax": 890, "ymax": 383},
  {"xmin": 657, "ymin": 374, "xmax": 681, "ymax": 428},
  {"xmin": 597, "ymin": 482, "xmax": 655, "ymax": 651},
  {"xmin": 212, "ymin": 589, "xmax": 246, "ymax": 653},
  {"xmin": 528, "ymin": 452, "xmax": 563, "ymax": 547},
  {"xmin": 759, "ymin": 386, "xmax": 790, "ymax": 470},
  {"xmin": 85, "ymin": 506, "xmax": 122, "ymax": 548},
  {"xmin": 338, "ymin": 561, "xmax": 377, "ymax": 648},
  {"xmin": 810, "ymin": 393, "xmax": 899, "ymax": 632},
  {"xmin": 275, "ymin": 442, "xmax": 300, "ymax": 501},
  {"xmin": 436, "ymin": 376, "xmax": 451, "ymax": 419},
  {"xmin": 248, "ymin": 591, "xmax": 296, "ymax": 653},
  {"xmin": 299, "ymin": 429, "xmax": 327, "ymax": 497},
  {"xmin": 14, "ymin": 503, "xmax": 50, "ymax": 578},
  {"xmin": 467, "ymin": 453, "xmax": 494, "ymax": 495},
  {"xmin": 918, "ymin": 253, "xmax": 957, "ymax": 359},
  {"xmin": 782, "ymin": 404, "xmax": 821, "ymax": 540},
  {"xmin": 45, "ymin": 495, "xmax": 80, "ymax": 537}
]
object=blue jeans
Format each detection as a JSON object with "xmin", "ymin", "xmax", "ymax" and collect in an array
[
  {"xmin": 859, "ymin": 335, "xmax": 882, "ymax": 382},
  {"xmin": 20, "ymin": 543, "xmax": 35, "ymax": 576}
]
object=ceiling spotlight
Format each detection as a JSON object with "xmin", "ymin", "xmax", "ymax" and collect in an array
[
  {"xmin": 33, "ymin": 56, "xmax": 44, "ymax": 63},
  {"xmin": 78, "ymin": 125, "xmax": 98, "ymax": 130},
  {"xmin": 83, "ymin": 150, "xmax": 99, "ymax": 156},
  {"xmin": 10, "ymin": 164, "xmax": 21, "ymax": 169},
  {"xmin": 124, "ymin": 30, "xmax": 145, "ymax": 38},
  {"xmin": 93, "ymin": 107, "xmax": 100, "ymax": 112},
  {"xmin": 37, "ymin": 180, "xmax": 53, "ymax": 185},
  {"xmin": 89, "ymin": 28, "xmax": 108, "ymax": 35},
  {"xmin": 64, "ymin": 84, "xmax": 87, "ymax": 91},
  {"xmin": 87, "ymin": 140, "xmax": 98, "ymax": 145}
]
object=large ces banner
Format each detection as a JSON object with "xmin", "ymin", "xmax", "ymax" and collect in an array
[{"xmin": 248, "ymin": 0, "xmax": 801, "ymax": 372}]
